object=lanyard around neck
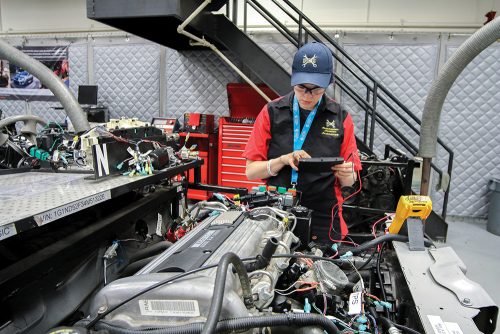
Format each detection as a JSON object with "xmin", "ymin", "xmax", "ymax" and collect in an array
[{"xmin": 291, "ymin": 95, "xmax": 322, "ymax": 185}]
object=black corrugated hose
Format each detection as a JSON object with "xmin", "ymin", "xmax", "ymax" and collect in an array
[
  {"xmin": 341, "ymin": 234, "xmax": 434, "ymax": 256},
  {"xmin": 201, "ymin": 252, "xmax": 253, "ymax": 334},
  {"xmin": 93, "ymin": 313, "xmax": 341, "ymax": 334}
]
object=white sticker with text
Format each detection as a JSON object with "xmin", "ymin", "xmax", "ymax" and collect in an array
[
  {"xmin": 348, "ymin": 292, "xmax": 362, "ymax": 315},
  {"xmin": 34, "ymin": 190, "xmax": 111, "ymax": 225},
  {"xmin": 444, "ymin": 322, "xmax": 464, "ymax": 334},
  {"xmin": 0, "ymin": 223, "xmax": 17, "ymax": 241},
  {"xmin": 139, "ymin": 299, "xmax": 200, "ymax": 317},
  {"xmin": 427, "ymin": 315, "xmax": 451, "ymax": 334}
]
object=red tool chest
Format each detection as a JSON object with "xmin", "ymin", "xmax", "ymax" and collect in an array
[
  {"xmin": 218, "ymin": 118, "xmax": 262, "ymax": 190},
  {"xmin": 179, "ymin": 132, "xmax": 218, "ymax": 200},
  {"xmin": 218, "ymin": 83, "xmax": 279, "ymax": 191}
]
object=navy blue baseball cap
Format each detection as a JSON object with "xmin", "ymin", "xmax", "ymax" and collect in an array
[{"xmin": 291, "ymin": 42, "xmax": 333, "ymax": 88}]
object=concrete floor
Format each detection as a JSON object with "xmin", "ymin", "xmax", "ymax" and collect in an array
[{"xmin": 444, "ymin": 219, "xmax": 500, "ymax": 334}]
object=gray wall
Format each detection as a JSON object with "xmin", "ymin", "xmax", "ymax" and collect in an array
[{"xmin": 0, "ymin": 33, "xmax": 498, "ymax": 218}]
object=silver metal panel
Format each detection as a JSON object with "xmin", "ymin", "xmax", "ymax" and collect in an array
[
  {"xmin": 94, "ymin": 43, "xmax": 160, "ymax": 121},
  {"xmin": 0, "ymin": 171, "xmax": 160, "ymax": 228},
  {"xmin": 393, "ymin": 241, "xmax": 486, "ymax": 334},
  {"xmin": 429, "ymin": 247, "xmax": 496, "ymax": 309},
  {"xmin": 164, "ymin": 49, "xmax": 241, "ymax": 123}
]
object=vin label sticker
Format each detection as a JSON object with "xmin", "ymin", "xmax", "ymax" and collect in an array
[
  {"xmin": 33, "ymin": 190, "xmax": 111, "ymax": 226},
  {"xmin": 0, "ymin": 223, "xmax": 17, "ymax": 241},
  {"xmin": 139, "ymin": 299, "xmax": 200, "ymax": 317}
]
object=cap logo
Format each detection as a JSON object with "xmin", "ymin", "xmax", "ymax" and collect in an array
[{"xmin": 302, "ymin": 54, "xmax": 318, "ymax": 68}]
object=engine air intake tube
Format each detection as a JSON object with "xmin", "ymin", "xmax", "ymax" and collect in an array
[
  {"xmin": 245, "ymin": 236, "xmax": 279, "ymax": 272},
  {"xmin": 94, "ymin": 313, "xmax": 341, "ymax": 334}
]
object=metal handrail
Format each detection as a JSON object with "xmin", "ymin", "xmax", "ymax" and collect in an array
[{"xmin": 229, "ymin": 0, "xmax": 452, "ymax": 218}]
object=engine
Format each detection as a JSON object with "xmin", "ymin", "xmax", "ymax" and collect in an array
[
  {"xmin": 75, "ymin": 200, "xmax": 422, "ymax": 334},
  {"xmin": 87, "ymin": 209, "xmax": 299, "ymax": 328}
]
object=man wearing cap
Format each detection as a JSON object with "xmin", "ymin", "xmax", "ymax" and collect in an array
[{"xmin": 243, "ymin": 42, "xmax": 362, "ymax": 243}]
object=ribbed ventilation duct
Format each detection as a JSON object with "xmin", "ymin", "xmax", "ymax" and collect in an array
[{"xmin": 418, "ymin": 17, "xmax": 500, "ymax": 195}]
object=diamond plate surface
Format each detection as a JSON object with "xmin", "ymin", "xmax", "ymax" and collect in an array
[
  {"xmin": 69, "ymin": 44, "xmax": 87, "ymax": 97},
  {"xmin": 341, "ymin": 43, "xmax": 438, "ymax": 157},
  {"xmin": 260, "ymin": 41, "xmax": 296, "ymax": 74},
  {"xmin": 31, "ymin": 101, "xmax": 66, "ymax": 122},
  {"xmin": 0, "ymin": 100, "xmax": 26, "ymax": 118},
  {"xmin": 435, "ymin": 44, "xmax": 500, "ymax": 217},
  {"xmin": 95, "ymin": 44, "xmax": 160, "ymax": 121},
  {"xmin": 164, "ymin": 49, "xmax": 240, "ymax": 124}
]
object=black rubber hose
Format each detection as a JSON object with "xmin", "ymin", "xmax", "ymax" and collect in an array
[
  {"xmin": 94, "ymin": 313, "xmax": 341, "ymax": 334},
  {"xmin": 245, "ymin": 236, "xmax": 279, "ymax": 272},
  {"xmin": 341, "ymin": 234, "xmax": 433, "ymax": 256},
  {"xmin": 394, "ymin": 323, "xmax": 422, "ymax": 334},
  {"xmin": 376, "ymin": 242, "xmax": 391, "ymax": 320},
  {"xmin": 379, "ymin": 316, "xmax": 395, "ymax": 332},
  {"xmin": 380, "ymin": 316, "xmax": 422, "ymax": 334},
  {"xmin": 201, "ymin": 252, "xmax": 253, "ymax": 334},
  {"xmin": 128, "ymin": 241, "xmax": 172, "ymax": 263},
  {"xmin": 119, "ymin": 255, "xmax": 158, "ymax": 277}
]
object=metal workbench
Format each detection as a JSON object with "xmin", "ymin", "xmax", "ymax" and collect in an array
[{"xmin": 0, "ymin": 159, "xmax": 202, "ymax": 241}]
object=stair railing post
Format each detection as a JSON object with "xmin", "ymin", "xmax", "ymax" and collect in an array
[
  {"xmin": 364, "ymin": 88, "xmax": 370, "ymax": 144},
  {"xmin": 298, "ymin": 15, "xmax": 303, "ymax": 47},
  {"xmin": 370, "ymin": 81, "xmax": 378, "ymax": 152},
  {"xmin": 243, "ymin": 0, "xmax": 247, "ymax": 33},
  {"xmin": 369, "ymin": 82, "xmax": 378, "ymax": 151},
  {"xmin": 232, "ymin": 0, "xmax": 238, "ymax": 24}
]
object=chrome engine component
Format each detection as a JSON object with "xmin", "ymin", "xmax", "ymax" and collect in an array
[
  {"xmin": 88, "ymin": 209, "xmax": 297, "ymax": 329},
  {"xmin": 313, "ymin": 260, "xmax": 349, "ymax": 294}
]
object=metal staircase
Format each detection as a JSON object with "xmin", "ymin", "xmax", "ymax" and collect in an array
[{"xmin": 87, "ymin": 0, "xmax": 453, "ymax": 238}]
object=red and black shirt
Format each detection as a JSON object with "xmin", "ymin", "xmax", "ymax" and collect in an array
[{"xmin": 244, "ymin": 92, "xmax": 361, "ymax": 240}]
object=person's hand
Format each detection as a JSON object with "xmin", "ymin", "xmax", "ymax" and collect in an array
[
  {"xmin": 332, "ymin": 162, "xmax": 355, "ymax": 185},
  {"xmin": 279, "ymin": 150, "xmax": 311, "ymax": 171}
]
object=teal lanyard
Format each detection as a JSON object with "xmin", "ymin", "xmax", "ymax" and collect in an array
[{"xmin": 291, "ymin": 95, "xmax": 322, "ymax": 186}]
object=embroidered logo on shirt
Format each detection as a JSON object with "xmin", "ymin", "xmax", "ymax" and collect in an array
[
  {"xmin": 302, "ymin": 54, "xmax": 318, "ymax": 68},
  {"xmin": 326, "ymin": 119, "xmax": 336, "ymax": 128},
  {"xmin": 322, "ymin": 119, "xmax": 340, "ymax": 138}
]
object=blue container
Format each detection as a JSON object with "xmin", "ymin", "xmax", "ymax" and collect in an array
[{"xmin": 487, "ymin": 178, "xmax": 500, "ymax": 236}]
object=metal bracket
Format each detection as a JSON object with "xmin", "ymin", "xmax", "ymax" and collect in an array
[{"xmin": 429, "ymin": 247, "xmax": 496, "ymax": 308}]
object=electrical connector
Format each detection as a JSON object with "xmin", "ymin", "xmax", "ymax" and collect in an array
[
  {"xmin": 356, "ymin": 315, "xmax": 368, "ymax": 324},
  {"xmin": 381, "ymin": 301, "xmax": 392, "ymax": 309},
  {"xmin": 303, "ymin": 298, "xmax": 311, "ymax": 313},
  {"xmin": 331, "ymin": 243, "xmax": 339, "ymax": 252},
  {"xmin": 340, "ymin": 251, "xmax": 353, "ymax": 260},
  {"xmin": 103, "ymin": 241, "xmax": 119, "ymax": 259}
]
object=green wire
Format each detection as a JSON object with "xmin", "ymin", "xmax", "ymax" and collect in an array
[{"xmin": 49, "ymin": 138, "xmax": 60, "ymax": 151}]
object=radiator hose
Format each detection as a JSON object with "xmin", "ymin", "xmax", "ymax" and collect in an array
[
  {"xmin": 201, "ymin": 252, "xmax": 253, "ymax": 334},
  {"xmin": 245, "ymin": 236, "xmax": 279, "ymax": 272},
  {"xmin": 92, "ymin": 313, "xmax": 341, "ymax": 334}
]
